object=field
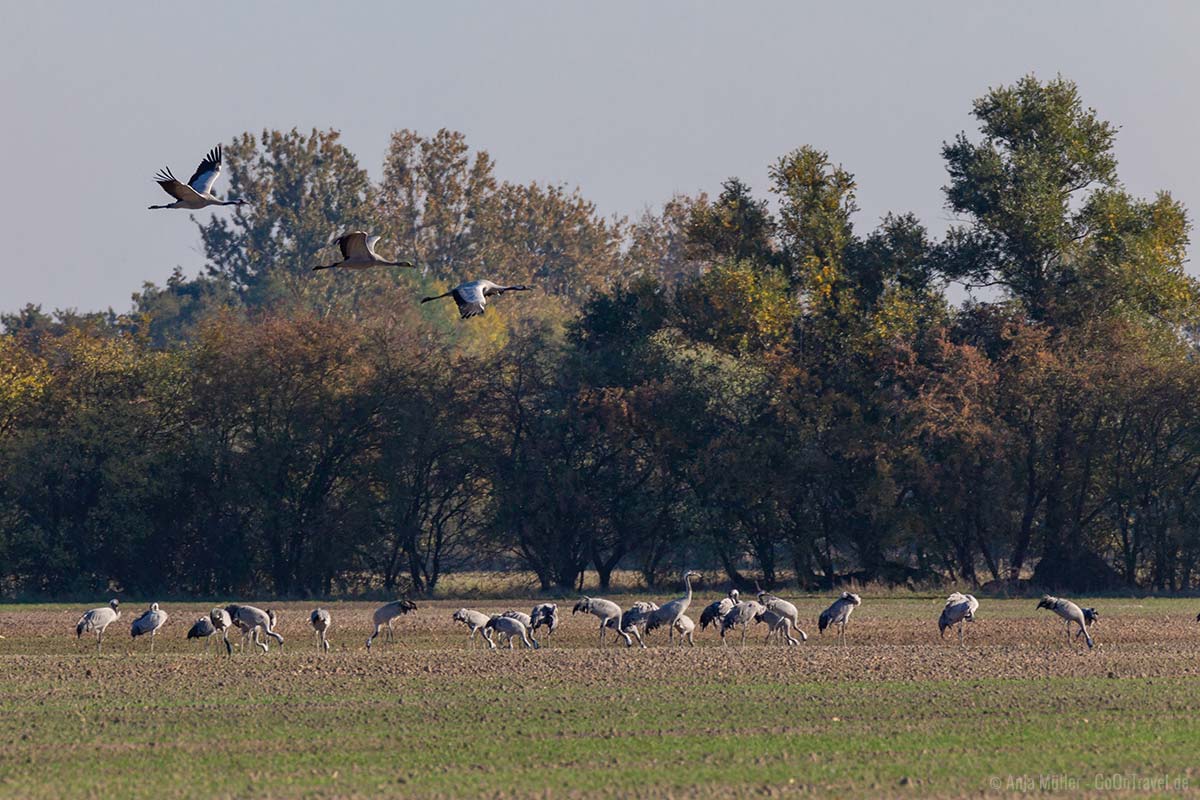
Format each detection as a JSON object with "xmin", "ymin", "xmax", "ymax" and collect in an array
[{"xmin": 1, "ymin": 595, "xmax": 1199, "ymax": 799}]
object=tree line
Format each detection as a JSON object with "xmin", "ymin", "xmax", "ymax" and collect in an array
[{"xmin": 3, "ymin": 75, "xmax": 1199, "ymax": 598}]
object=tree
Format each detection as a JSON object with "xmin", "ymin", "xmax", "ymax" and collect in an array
[
  {"xmin": 686, "ymin": 178, "xmax": 776, "ymax": 266},
  {"xmin": 940, "ymin": 75, "xmax": 1120, "ymax": 324}
]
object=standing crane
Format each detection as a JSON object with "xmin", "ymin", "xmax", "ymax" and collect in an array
[
  {"xmin": 130, "ymin": 603, "xmax": 169, "ymax": 652},
  {"xmin": 1037, "ymin": 596, "xmax": 1094, "ymax": 648},
  {"xmin": 818, "ymin": 592, "xmax": 861, "ymax": 646},
  {"xmin": 699, "ymin": 590, "xmax": 739, "ymax": 633},
  {"xmin": 421, "ymin": 280, "xmax": 534, "ymax": 319},
  {"xmin": 311, "ymin": 232, "xmax": 415, "ymax": 271},
  {"xmin": 572, "ymin": 596, "xmax": 631, "ymax": 647},
  {"xmin": 75, "ymin": 599, "xmax": 121, "ymax": 653},
  {"xmin": 673, "ymin": 614, "xmax": 696, "ymax": 647},
  {"xmin": 148, "ymin": 144, "xmax": 247, "ymax": 210},
  {"xmin": 367, "ymin": 599, "xmax": 418, "ymax": 651},
  {"xmin": 645, "ymin": 571, "xmax": 702, "ymax": 645},
  {"xmin": 310, "ymin": 608, "xmax": 332, "ymax": 653},
  {"xmin": 720, "ymin": 600, "xmax": 766, "ymax": 648},
  {"xmin": 755, "ymin": 582, "xmax": 809, "ymax": 643},
  {"xmin": 530, "ymin": 603, "xmax": 559, "ymax": 640},
  {"xmin": 938, "ymin": 592, "xmax": 980, "ymax": 645}
]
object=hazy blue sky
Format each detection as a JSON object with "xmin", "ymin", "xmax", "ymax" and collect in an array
[{"xmin": 2, "ymin": 2, "xmax": 1198, "ymax": 312}]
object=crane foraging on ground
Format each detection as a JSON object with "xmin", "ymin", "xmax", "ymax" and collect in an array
[
  {"xmin": 606, "ymin": 601, "xmax": 658, "ymax": 648},
  {"xmin": 485, "ymin": 615, "xmax": 539, "ymax": 649},
  {"xmin": 367, "ymin": 599, "xmax": 418, "ymax": 651},
  {"xmin": 755, "ymin": 607, "xmax": 801, "ymax": 645},
  {"xmin": 149, "ymin": 144, "xmax": 247, "ymax": 210},
  {"xmin": 818, "ymin": 592, "xmax": 861, "ymax": 646},
  {"xmin": 209, "ymin": 607, "xmax": 233, "ymax": 656},
  {"xmin": 452, "ymin": 609, "xmax": 494, "ymax": 648},
  {"xmin": 420, "ymin": 280, "xmax": 535, "ymax": 319},
  {"xmin": 673, "ymin": 614, "xmax": 696, "ymax": 647},
  {"xmin": 938, "ymin": 593, "xmax": 979, "ymax": 645},
  {"xmin": 311, "ymin": 232, "xmax": 415, "ymax": 271},
  {"xmin": 645, "ymin": 570, "xmax": 702, "ymax": 645},
  {"xmin": 1074, "ymin": 607, "xmax": 1099, "ymax": 641},
  {"xmin": 75, "ymin": 599, "xmax": 121, "ymax": 653},
  {"xmin": 187, "ymin": 616, "xmax": 217, "ymax": 651},
  {"xmin": 130, "ymin": 603, "xmax": 169, "ymax": 652},
  {"xmin": 572, "ymin": 596, "xmax": 631, "ymax": 647},
  {"xmin": 310, "ymin": 608, "xmax": 332, "ymax": 653},
  {"xmin": 720, "ymin": 600, "xmax": 767, "ymax": 648},
  {"xmin": 225, "ymin": 605, "xmax": 284, "ymax": 653},
  {"xmin": 501, "ymin": 610, "xmax": 532, "ymax": 629},
  {"xmin": 755, "ymin": 582, "xmax": 809, "ymax": 643},
  {"xmin": 1037, "ymin": 596, "xmax": 1094, "ymax": 648},
  {"xmin": 530, "ymin": 603, "xmax": 559, "ymax": 640},
  {"xmin": 699, "ymin": 590, "xmax": 739, "ymax": 633}
]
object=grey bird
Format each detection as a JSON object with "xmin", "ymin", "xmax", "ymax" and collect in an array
[
  {"xmin": 818, "ymin": 592, "xmax": 861, "ymax": 646},
  {"xmin": 530, "ymin": 603, "xmax": 559, "ymax": 640},
  {"xmin": 673, "ymin": 614, "xmax": 696, "ymax": 647},
  {"xmin": 149, "ymin": 144, "xmax": 247, "ymax": 210},
  {"xmin": 606, "ymin": 601, "xmax": 659, "ymax": 648},
  {"xmin": 209, "ymin": 607, "xmax": 233, "ymax": 657},
  {"xmin": 226, "ymin": 605, "xmax": 284, "ymax": 653},
  {"xmin": 310, "ymin": 608, "xmax": 332, "ymax": 653},
  {"xmin": 645, "ymin": 571, "xmax": 702, "ymax": 645},
  {"xmin": 452, "ymin": 608, "xmax": 494, "ymax": 648},
  {"xmin": 938, "ymin": 592, "xmax": 979, "ymax": 645},
  {"xmin": 699, "ymin": 590, "xmax": 740, "ymax": 632},
  {"xmin": 485, "ymin": 614, "xmax": 539, "ymax": 650},
  {"xmin": 420, "ymin": 280, "xmax": 535, "ymax": 319},
  {"xmin": 367, "ymin": 599, "xmax": 418, "ymax": 651},
  {"xmin": 75, "ymin": 599, "xmax": 121, "ymax": 653},
  {"xmin": 755, "ymin": 582, "xmax": 810, "ymax": 643},
  {"xmin": 1037, "ymin": 596, "xmax": 1094, "ymax": 649},
  {"xmin": 755, "ymin": 607, "xmax": 801, "ymax": 646},
  {"xmin": 311, "ymin": 232, "xmax": 415, "ymax": 271},
  {"xmin": 130, "ymin": 603, "xmax": 169, "ymax": 652},
  {"xmin": 720, "ymin": 600, "xmax": 767, "ymax": 648},
  {"xmin": 186, "ymin": 615, "xmax": 217, "ymax": 651},
  {"xmin": 572, "ymin": 596, "xmax": 632, "ymax": 647},
  {"xmin": 501, "ymin": 610, "xmax": 532, "ymax": 629}
]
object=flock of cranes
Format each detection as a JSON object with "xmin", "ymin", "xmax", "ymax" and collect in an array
[
  {"xmin": 72, "ymin": 574, "xmax": 1107, "ymax": 656},
  {"xmin": 150, "ymin": 144, "xmax": 535, "ymax": 320}
]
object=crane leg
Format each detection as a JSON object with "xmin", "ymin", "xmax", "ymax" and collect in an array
[{"xmin": 740, "ymin": 625, "xmax": 747, "ymax": 649}]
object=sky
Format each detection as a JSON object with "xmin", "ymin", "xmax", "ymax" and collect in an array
[{"xmin": 2, "ymin": 2, "xmax": 1198, "ymax": 313}]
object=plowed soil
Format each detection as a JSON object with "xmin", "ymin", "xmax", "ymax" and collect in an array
[{"xmin": 1, "ymin": 596, "xmax": 1197, "ymax": 798}]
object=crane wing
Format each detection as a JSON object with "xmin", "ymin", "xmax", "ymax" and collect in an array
[
  {"xmin": 186, "ymin": 145, "xmax": 223, "ymax": 195},
  {"xmin": 153, "ymin": 167, "xmax": 203, "ymax": 202},
  {"xmin": 453, "ymin": 282, "xmax": 487, "ymax": 318},
  {"xmin": 337, "ymin": 231, "xmax": 372, "ymax": 260},
  {"xmin": 366, "ymin": 235, "xmax": 383, "ymax": 258}
]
